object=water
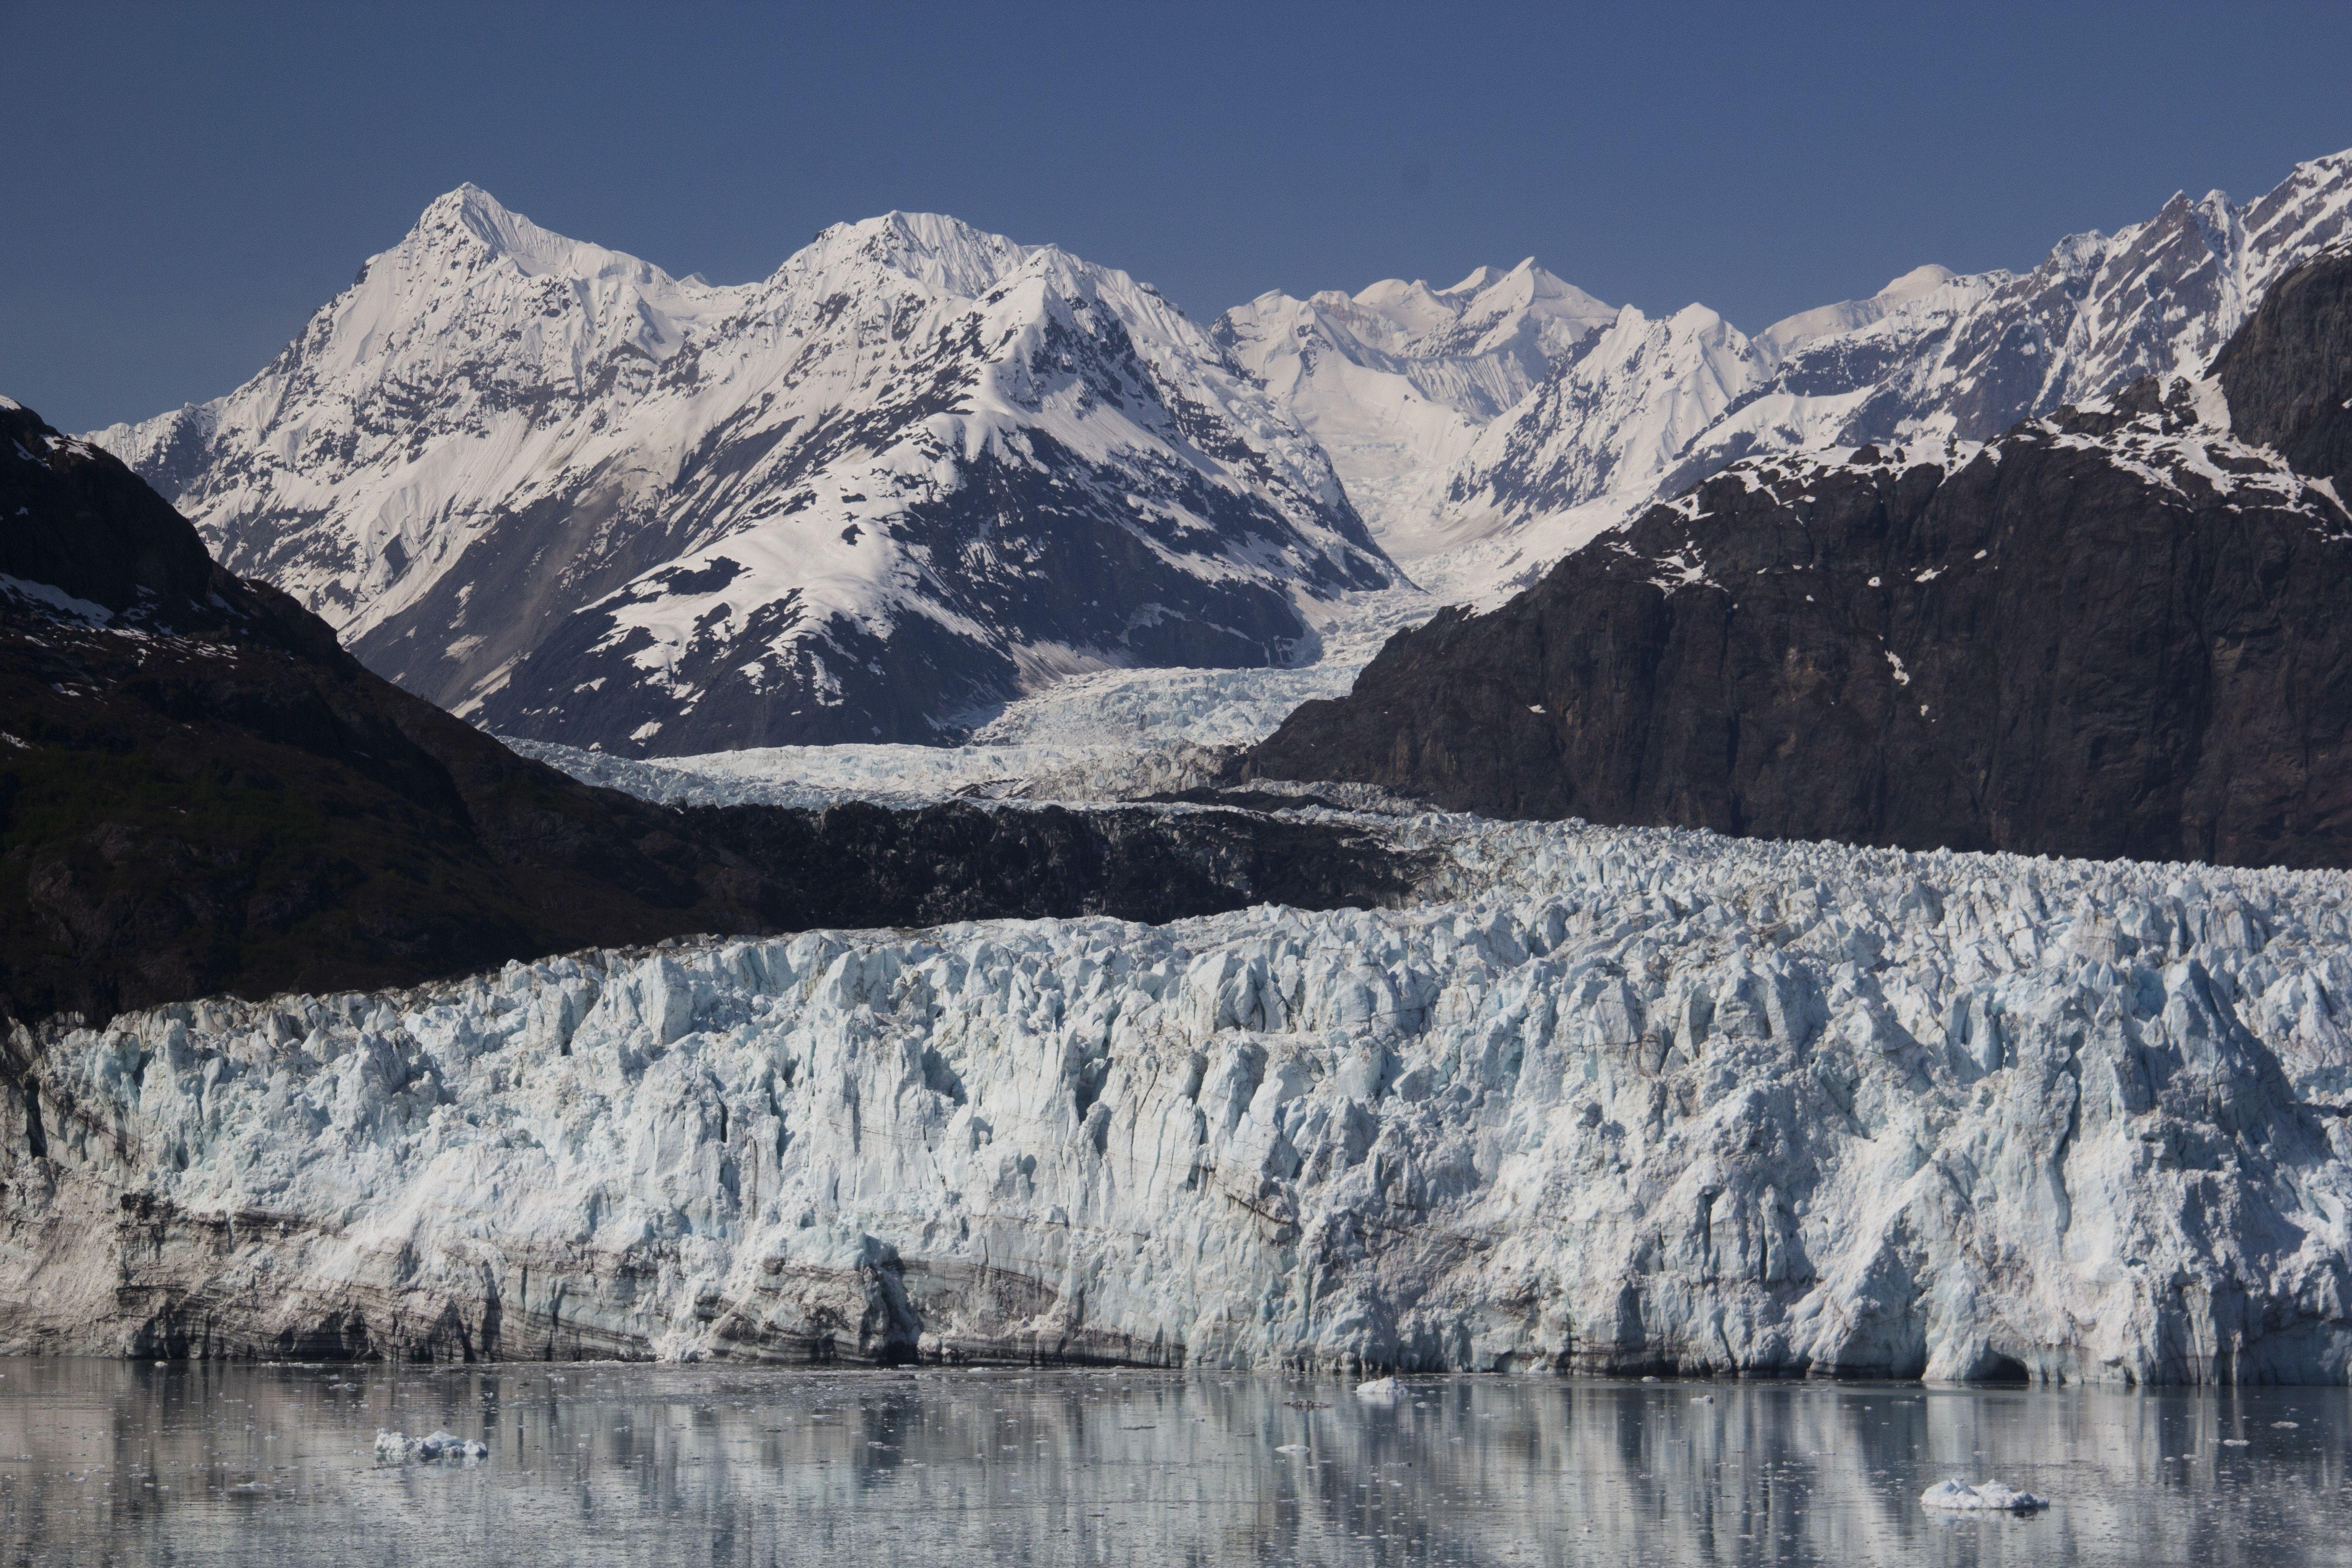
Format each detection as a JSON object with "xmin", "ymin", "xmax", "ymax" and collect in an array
[{"xmin": 0, "ymin": 1360, "xmax": 2344, "ymax": 1566}]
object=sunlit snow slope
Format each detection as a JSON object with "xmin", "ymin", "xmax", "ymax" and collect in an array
[
  {"xmin": 1213, "ymin": 262, "xmax": 1614, "ymax": 555},
  {"xmin": 91, "ymin": 191, "xmax": 1392, "ymax": 754}
]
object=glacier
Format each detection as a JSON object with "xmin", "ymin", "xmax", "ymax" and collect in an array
[
  {"xmin": 6, "ymin": 808, "xmax": 2350, "ymax": 1384},
  {"xmin": 502, "ymin": 579, "xmax": 1439, "ymax": 810}
]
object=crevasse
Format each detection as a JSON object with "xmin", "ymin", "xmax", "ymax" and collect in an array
[{"xmin": 5, "ymin": 812, "xmax": 2349, "ymax": 1383}]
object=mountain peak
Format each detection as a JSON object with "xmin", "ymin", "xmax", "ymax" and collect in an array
[
  {"xmin": 402, "ymin": 184, "xmax": 664, "ymax": 289},
  {"xmin": 1878, "ymin": 263, "xmax": 1957, "ymax": 301},
  {"xmin": 789, "ymin": 211, "xmax": 1032, "ymax": 300},
  {"xmin": 414, "ymin": 182, "xmax": 529, "ymax": 252},
  {"xmin": 1758, "ymin": 263, "xmax": 1964, "ymax": 356}
]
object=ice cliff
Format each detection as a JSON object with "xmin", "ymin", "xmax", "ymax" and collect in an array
[{"xmin": 5, "ymin": 812, "xmax": 2350, "ymax": 1384}]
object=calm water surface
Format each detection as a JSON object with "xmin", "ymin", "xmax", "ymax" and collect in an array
[{"xmin": 0, "ymin": 1359, "xmax": 2342, "ymax": 1566}]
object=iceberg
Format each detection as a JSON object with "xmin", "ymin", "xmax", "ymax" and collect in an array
[
  {"xmin": 1920, "ymin": 1479, "xmax": 2049, "ymax": 1512},
  {"xmin": 374, "ymin": 1430, "xmax": 489, "ymax": 1464}
]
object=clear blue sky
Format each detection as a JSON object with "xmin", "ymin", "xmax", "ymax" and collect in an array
[{"xmin": 6, "ymin": 0, "xmax": 2350, "ymax": 433}]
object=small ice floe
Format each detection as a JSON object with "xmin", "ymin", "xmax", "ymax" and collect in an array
[
  {"xmin": 374, "ymin": 1429, "xmax": 489, "ymax": 1464},
  {"xmin": 1920, "ymin": 1479, "xmax": 2049, "ymax": 1513},
  {"xmin": 1354, "ymin": 1377, "xmax": 1401, "ymax": 1401}
]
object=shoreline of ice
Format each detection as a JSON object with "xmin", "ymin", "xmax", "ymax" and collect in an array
[{"xmin": 4, "ymin": 806, "xmax": 2349, "ymax": 1382}]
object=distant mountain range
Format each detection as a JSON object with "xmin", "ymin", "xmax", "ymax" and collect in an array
[
  {"xmin": 92, "ymin": 194, "xmax": 1391, "ymax": 754},
  {"xmin": 1212, "ymin": 260, "xmax": 1615, "ymax": 552},
  {"xmin": 89, "ymin": 148, "xmax": 2352, "ymax": 750},
  {"xmin": 1393, "ymin": 149, "xmax": 2352, "ymax": 589}
]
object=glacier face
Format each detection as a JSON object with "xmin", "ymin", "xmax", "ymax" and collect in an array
[
  {"xmin": 8, "ymin": 811, "xmax": 2351, "ymax": 1383},
  {"xmin": 89, "ymin": 191, "xmax": 1391, "ymax": 753}
]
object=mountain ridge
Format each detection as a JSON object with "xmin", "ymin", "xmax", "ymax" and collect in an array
[
  {"xmin": 92, "ymin": 191, "xmax": 1392, "ymax": 755},
  {"xmin": 0, "ymin": 394, "xmax": 1418, "ymax": 1025},
  {"xmin": 1243, "ymin": 246, "xmax": 2352, "ymax": 865},
  {"xmin": 1212, "ymin": 260, "xmax": 1615, "ymax": 551},
  {"xmin": 1406, "ymin": 150, "xmax": 2352, "ymax": 590}
]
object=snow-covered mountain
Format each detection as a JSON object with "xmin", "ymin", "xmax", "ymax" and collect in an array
[
  {"xmin": 1754, "ymin": 263, "xmax": 1958, "ymax": 357},
  {"xmin": 91, "ymin": 190, "xmax": 1392, "ymax": 754},
  {"xmin": 1426, "ymin": 149, "xmax": 2352, "ymax": 584},
  {"xmin": 1212, "ymin": 261, "xmax": 1613, "ymax": 553}
]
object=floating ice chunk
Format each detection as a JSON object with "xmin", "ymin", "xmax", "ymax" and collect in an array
[
  {"xmin": 375, "ymin": 1429, "xmax": 489, "ymax": 1464},
  {"xmin": 1920, "ymin": 1479, "xmax": 2049, "ymax": 1512},
  {"xmin": 1355, "ymin": 1377, "xmax": 1401, "ymax": 1401}
]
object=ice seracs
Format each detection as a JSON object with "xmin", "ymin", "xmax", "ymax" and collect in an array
[{"xmin": 6, "ymin": 809, "xmax": 2351, "ymax": 1383}]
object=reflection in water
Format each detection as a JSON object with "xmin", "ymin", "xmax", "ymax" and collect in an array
[{"xmin": 0, "ymin": 1360, "xmax": 2342, "ymax": 1565}]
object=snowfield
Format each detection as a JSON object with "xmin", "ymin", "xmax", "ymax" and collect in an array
[{"xmin": 9, "ymin": 808, "xmax": 2352, "ymax": 1383}]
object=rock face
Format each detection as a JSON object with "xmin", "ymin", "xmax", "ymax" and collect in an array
[
  {"xmin": 1, "ymin": 395, "xmax": 745, "ymax": 1022},
  {"xmin": 88, "ymin": 193, "xmax": 1391, "ymax": 753},
  {"xmin": 2215, "ymin": 246, "xmax": 2352, "ymax": 497},
  {"xmin": 1248, "ymin": 353, "xmax": 2352, "ymax": 867},
  {"xmin": 6, "ymin": 815, "xmax": 2349, "ymax": 1385},
  {"xmin": 0, "ymin": 397, "xmax": 1420, "ymax": 1024}
]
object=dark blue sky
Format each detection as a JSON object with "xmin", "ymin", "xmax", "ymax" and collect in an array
[{"xmin": 6, "ymin": 0, "xmax": 2350, "ymax": 433}]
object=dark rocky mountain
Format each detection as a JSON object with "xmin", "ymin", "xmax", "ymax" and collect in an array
[
  {"xmin": 2215, "ymin": 247, "xmax": 2352, "ymax": 500},
  {"xmin": 1244, "ymin": 250, "xmax": 2352, "ymax": 868},
  {"xmin": 0, "ymin": 399, "xmax": 1416, "ymax": 1025}
]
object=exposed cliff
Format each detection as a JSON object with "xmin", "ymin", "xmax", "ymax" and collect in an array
[{"xmin": 1245, "ymin": 364, "xmax": 2352, "ymax": 866}]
